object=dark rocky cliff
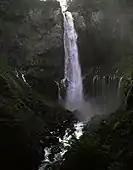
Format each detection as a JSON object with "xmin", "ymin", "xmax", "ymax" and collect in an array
[
  {"xmin": 0, "ymin": 0, "xmax": 64, "ymax": 101},
  {"xmin": 0, "ymin": 65, "xmax": 75, "ymax": 170},
  {"xmin": 24, "ymin": 1, "xmax": 64, "ymax": 100},
  {"xmin": 0, "ymin": 1, "xmax": 76, "ymax": 170},
  {"xmin": 69, "ymin": 0, "xmax": 133, "ymax": 75}
]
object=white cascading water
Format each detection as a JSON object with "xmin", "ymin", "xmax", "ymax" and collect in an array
[
  {"xmin": 92, "ymin": 75, "xmax": 124, "ymax": 114},
  {"xmin": 63, "ymin": 11, "xmax": 85, "ymax": 113}
]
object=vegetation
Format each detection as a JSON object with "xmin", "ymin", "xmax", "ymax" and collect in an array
[
  {"xmin": 0, "ymin": 0, "xmax": 73, "ymax": 170},
  {"xmin": 54, "ymin": 0, "xmax": 133, "ymax": 170},
  {"xmin": 1, "ymin": 0, "xmax": 133, "ymax": 170},
  {"xmin": 59, "ymin": 108, "xmax": 133, "ymax": 170},
  {"xmin": 0, "ymin": 65, "xmax": 75, "ymax": 170}
]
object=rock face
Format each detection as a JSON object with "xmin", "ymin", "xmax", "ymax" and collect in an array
[
  {"xmin": 69, "ymin": 0, "xmax": 133, "ymax": 75},
  {"xmin": 22, "ymin": 1, "xmax": 64, "ymax": 101},
  {"xmin": 0, "ymin": 66, "xmax": 74, "ymax": 170},
  {"xmin": 24, "ymin": 1, "xmax": 64, "ymax": 80},
  {"xmin": 0, "ymin": 1, "xmax": 76, "ymax": 170},
  {"xmin": 25, "ymin": 1, "xmax": 64, "ymax": 101},
  {"xmin": 0, "ymin": 0, "xmax": 64, "ymax": 101},
  {"xmin": 66, "ymin": 0, "xmax": 133, "ymax": 100}
]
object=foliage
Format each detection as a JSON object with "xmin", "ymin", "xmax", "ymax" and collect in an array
[
  {"xmin": 56, "ymin": 1, "xmax": 133, "ymax": 169},
  {"xmin": 0, "ymin": 0, "xmax": 68, "ymax": 169},
  {"xmin": 0, "ymin": 65, "xmax": 75, "ymax": 170},
  {"xmin": 59, "ymin": 109, "xmax": 133, "ymax": 170},
  {"xmin": 1, "ymin": 0, "xmax": 133, "ymax": 170}
]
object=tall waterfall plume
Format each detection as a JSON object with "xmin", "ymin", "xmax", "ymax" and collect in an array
[{"xmin": 63, "ymin": 11, "xmax": 85, "ymax": 114}]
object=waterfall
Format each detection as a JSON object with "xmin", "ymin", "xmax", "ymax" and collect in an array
[
  {"xmin": 92, "ymin": 75, "xmax": 124, "ymax": 114},
  {"xmin": 118, "ymin": 77, "xmax": 123, "ymax": 98},
  {"xmin": 54, "ymin": 81, "xmax": 61, "ymax": 100},
  {"xmin": 63, "ymin": 11, "xmax": 85, "ymax": 113}
]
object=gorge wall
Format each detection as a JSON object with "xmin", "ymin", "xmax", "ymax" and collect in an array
[
  {"xmin": 0, "ymin": 1, "xmax": 76, "ymax": 170},
  {"xmin": 0, "ymin": 0, "xmax": 64, "ymax": 100},
  {"xmin": 68, "ymin": 0, "xmax": 133, "ymax": 75}
]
